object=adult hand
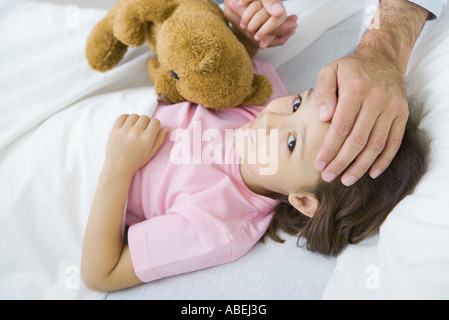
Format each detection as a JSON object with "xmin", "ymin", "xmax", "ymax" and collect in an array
[
  {"xmin": 237, "ymin": 0, "xmax": 285, "ymax": 17},
  {"xmin": 224, "ymin": 0, "xmax": 297, "ymax": 50},
  {"xmin": 313, "ymin": 0, "xmax": 429, "ymax": 186},
  {"xmin": 314, "ymin": 53, "xmax": 408, "ymax": 186}
]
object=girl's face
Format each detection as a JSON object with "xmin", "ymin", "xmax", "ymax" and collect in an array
[{"xmin": 237, "ymin": 90, "xmax": 330, "ymax": 200}]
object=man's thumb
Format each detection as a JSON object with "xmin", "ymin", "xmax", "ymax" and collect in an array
[{"xmin": 314, "ymin": 63, "xmax": 338, "ymax": 122}]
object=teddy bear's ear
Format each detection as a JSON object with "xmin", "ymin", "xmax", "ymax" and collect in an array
[
  {"xmin": 188, "ymin": 34, "xmax": 220, "ymax": 74},
  {"xmin": 243, "ymin": 74, "xmax": 273, "ymax": 106}
]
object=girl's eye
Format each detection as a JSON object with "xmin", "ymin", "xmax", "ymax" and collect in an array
[
  {"xmin": 288, "ymin": 134, "xmax": 296, "ymax": 152},
  {"xmin": 293, "ymin": 95, "xmax": 302, "ymax": 112}
]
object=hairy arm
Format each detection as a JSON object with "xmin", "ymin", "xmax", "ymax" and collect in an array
[
  {"xmin": 314, "ymin": 0, "xmax": 429, "ymax": 186},
  {"xmin": 357, "ymin": 0, "xmax": 429, "ymax": 73}
]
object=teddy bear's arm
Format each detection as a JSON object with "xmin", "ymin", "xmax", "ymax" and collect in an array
[
  {"xmin": 86, "ymin": 3, "xmax": 128, "ymax": 72},
  {"xmin": 86, "ymin": 18, "xmax": 128, "ymax": 71},
  {"xmin": 86, "ymin": 0, "xmax": 179, "ymax": 72},
  {"xmin": 243, "ymin": 74, "xmax": 273, "ymax": 106},
  {"xmin": 113, "ymin": 0, "xmax": 178, "ymax": 47}
]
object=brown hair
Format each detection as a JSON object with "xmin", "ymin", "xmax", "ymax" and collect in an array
[{"xmin": 266, "ymin": 112, "xmax": 430, "ymax": 255}]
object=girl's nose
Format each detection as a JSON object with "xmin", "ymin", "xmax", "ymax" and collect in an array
[{"xmin": 261, "ymin": 111, "xmax": 287, "ymax": 132}]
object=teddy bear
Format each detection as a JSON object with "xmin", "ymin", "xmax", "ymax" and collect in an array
[{"xmin": 85, "ymin": 0, "xmax": 273, "ymax": 110}]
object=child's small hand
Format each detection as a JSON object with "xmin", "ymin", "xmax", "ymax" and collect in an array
[{"xmin": 104, "ymin": 114, "xmax": 170, "ymax": 177}]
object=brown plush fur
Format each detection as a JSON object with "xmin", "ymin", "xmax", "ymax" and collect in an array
[{"xmin": 86, "ymin": 0, "xmax": 273, "ymax": 110}]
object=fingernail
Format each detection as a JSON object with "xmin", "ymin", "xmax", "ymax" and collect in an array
[
  {"xmin": 240, "ymin": 23, "xmax": 246, "ymax": 29},
  {"xmin": 271, "ymin": 3, "xmax": 284, "ymax": 15},
  {"xmin": 342, "ymin": 175, "xmax": 357, "ymax": 186},
  {"xmin": 371, "ymin": 169, "xmax": 382, "ymax": 179},
  {"xmin": 254, "ymin": 34, "xmax": 260, "ymax": 41},
  {"xmin": 318, "ymin": 104, "xmax": 331, "ymax": 120},
  {"xmin": 322, "ymin": 172, "xmax": 336, "ymax": 182},
  {"xmin": 315, "ymin": 160, "xmax": 327, "ymax": 171}
]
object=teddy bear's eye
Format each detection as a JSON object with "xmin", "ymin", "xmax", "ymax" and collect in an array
[{"xmin": 171, "ymin": 70, "xmax": 179, "ymax": 80}]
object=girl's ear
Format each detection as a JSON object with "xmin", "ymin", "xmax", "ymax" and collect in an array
[{"xmin": 288, "ymin": 192, "xmax": 319, "ymax": 218}]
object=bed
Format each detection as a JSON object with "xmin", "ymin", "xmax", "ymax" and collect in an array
[{"xmin": 0, "ymin": 0, "xmax": 448, "ymax": 300}]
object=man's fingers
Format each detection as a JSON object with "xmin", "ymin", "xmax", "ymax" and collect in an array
[
  {"xmin": 369, "ymin": 116, "xmax": 407, "ymax": 179},
  {"xmin": 266, "ymin": 28, "xmax": 296, "ymax": 48},
  {"xmin": 337, "ymin": 111, "xmax": 391, "ymax": 186},
  {"xmin": 314, "ymin": 89, "xmax": 361, "ymax": 173},
  {"xmin": 254, "ymin": 14, "xmax": 287, "ymax": 40},
  {"xmin": 267, "ymin": 15, "xmax": 298, "ymax": 36},
  {"xmin": 338, "ymin": 115, "xmax": 406, "ymax": 186},
  {"xmin": 258, "ymin": 35, "xmax": 275, "ymax": 50},
  {"xmin": 321, "ymin": 87, "xmax": 390, "ymax": 184},
  {"xmin": 223, "ymin": 4, "xmax": 241, "ymax": 27},
  {"xmin": 314, "ymin": 63, "xmax": 338, "ymax": 122}
]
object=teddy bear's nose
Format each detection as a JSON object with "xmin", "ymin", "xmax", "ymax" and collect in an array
[{"xmin": 158, "ymin": 94, "xmax": 173, "ymax": 104}]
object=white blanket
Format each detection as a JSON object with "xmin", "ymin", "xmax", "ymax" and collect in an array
[
  {"xmin": 0, "ymin": 0, "xmax": 158, "ymax": 299},
  {"xmin": 6, "ymin": 0, "xmax": 447, "ymax": 300}
]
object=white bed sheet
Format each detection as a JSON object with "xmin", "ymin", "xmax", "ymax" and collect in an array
[{"xmin": 0, "ymin": 0, "xmax": 158, "ymax": 299}]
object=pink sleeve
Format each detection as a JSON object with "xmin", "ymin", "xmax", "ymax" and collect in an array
[
  {"xmin": 128, "ymin": 209, "xmax": 232, "ymax": 283},
  {"xmin": 127, "ymin": 181, "xmax": 274, "ymax": 283}
]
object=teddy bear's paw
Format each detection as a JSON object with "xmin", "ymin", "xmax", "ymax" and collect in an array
[
  {"xmin": 86, "ymin": 19, "xmax": 128, "ymax": 72},
  {"xmin": 243, "ymin": 74, "xmax": 274, "ymax": 106}
]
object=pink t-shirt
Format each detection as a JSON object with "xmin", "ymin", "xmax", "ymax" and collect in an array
[{"xmin": 126, "ymin": 61, "xmax": 288, "ymax": 282}]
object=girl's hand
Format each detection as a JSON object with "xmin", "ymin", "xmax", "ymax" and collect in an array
[{"xmin": 104, "ymin": 114, "xmax": 170, "ymax": 177}]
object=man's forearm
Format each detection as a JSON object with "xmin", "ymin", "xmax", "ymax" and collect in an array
[{"xmin": 357, "ymin": 0, "xmax": 429, "ymax": 74}]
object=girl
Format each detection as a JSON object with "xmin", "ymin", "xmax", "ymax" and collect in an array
[
  {"xmin": 81, "ymin": 4, "xmax": 428, "ymax": 292},
  {"xmin": 81, "ymin": 66, "xmax": 428, "ymax": 292}
]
